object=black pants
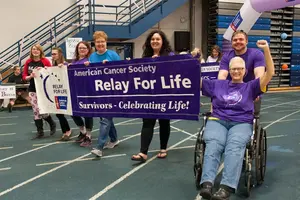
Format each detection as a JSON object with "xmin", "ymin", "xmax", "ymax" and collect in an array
[
  {"xmin": 72, "ymin": 116, "xmax": 93, "ymax": 131},
  {"xmin": 140, "ymin": 118, "xmax": 170, "ymax": 155},
  {"xmin": 56, "ymin": 114, "xmax": 70, "ymax": 133}
]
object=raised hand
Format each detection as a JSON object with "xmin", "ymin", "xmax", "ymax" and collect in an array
[{"xmin": 256, "ymin": 40, "xmax": 269, "ymax": 50}]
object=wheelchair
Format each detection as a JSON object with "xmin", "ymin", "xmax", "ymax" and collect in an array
[{"xmin": 193, "ymin": 112, "xmax": 267, "ymax": 197}]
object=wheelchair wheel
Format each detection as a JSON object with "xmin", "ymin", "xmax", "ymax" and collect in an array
[
  {"xmin": 260, "ymin": 129, "xmax": 267, "ymax": 182},
  {"xmin": 194, "ymin": 127, "xmax": 205, "ymax": 190},
  {"xmin": 255, "ymin": 126, "xmax": 267, "ymax": 185},
  {"xmin": 245, "ymin": 172, "xmax": 252, "ymax": 197}
]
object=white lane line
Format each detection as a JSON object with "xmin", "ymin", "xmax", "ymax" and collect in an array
[
  {"xmin": 32, "ymin": 127, "xmax": 79, "ymax": 133},
  {"xmin": 261, "ymin": 100, "xmax": 300, "ymax": 110},
  {"xmin": 0, "ymin": 123, "xmax": 16, "ymax": 127},
  {"xmin": 32, "ymin": 118, "xmax": 143, "ymax": 147},
  {"xmin": 0, "ymin": 118, "xmax": 139, "ymax": 164},
  {"xmin": 118, "ymin": 122, "xmax": 142, "ymax": 126},
  {"xmin": 0, "ymin": 154, "xmax": 90, "ymax": 197},
  {"xmin": 267, "ymin": 134, "xmax": 287, "ymax": 139},
  {"xmin": 0, "ymin": 119, "xmax": 181, "ymax": 197},
  {"xmin": 36, "ymin": 154, "xmax": 126, "ymax": 167},
  {"xmin": 0, "ymin": 147, "xmax": 13, "ymax": 150},
  {"xmin": 30, "ymin": 118, "xmax": 73, "ymax": 124},
  {"xmin": 276, "ymin": 109, "xmax": 300, "ymax": 113},
  {"xmin": 0, "ymin": 133, "xmax": 16, "ymax": 136},
  {"xmin": 88, "ymin": 129, "xmax": 197, "ymax": 200},
  {"xmin": 262, "ymin": 97, "xmax": 282, "ymax": 102},
  {"xmin": 122, "ymin": 130, "xmax": 178, "ymax": 138},
  {"xmin": 264, "ymin": 110, "xmax": 300, "ymax": 129},
  {"xmin": 261, "ymin": 118, "xmax": 300, "ymax": 124},
  {"xmin": 171, "ymin": 126, "xmax": 197, "ymax": 138},
  {"xmin": 0, "ymin": 116, "xmax": 18, "ymax": 119},
  {"xmin": 0, "ymin": 167, "xmax": 11, "ymax": 171},
  {"xmin": 148, "ymin": 145, "xmax": 194, "ymax": 153}
]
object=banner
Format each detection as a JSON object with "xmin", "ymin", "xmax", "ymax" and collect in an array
[
  {"xmin": 34, "ymin": 66, "xmax": 72, "ymax": 115},
  {"xmin": 35, "ymin": 55, "xmax": 201, "ymax": 120},
  {"xmin": 201, "ymin": 62, "xmax": 219, "ymax": 80},
  {"xmin": 0, "ymin": 86, "xmax": 16, "ymax": 99}
]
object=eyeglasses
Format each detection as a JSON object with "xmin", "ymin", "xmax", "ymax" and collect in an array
[{"xmin": 229, "ymin": 67, "xmax": 245, "ymax": 72}]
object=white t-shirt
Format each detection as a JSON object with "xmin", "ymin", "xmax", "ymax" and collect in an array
[{"xmin": 206, "ymin": 56, "xmax": 218, "ymax": 63}]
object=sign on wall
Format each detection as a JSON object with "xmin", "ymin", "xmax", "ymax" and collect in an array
[
  {"xmin": 65, "ymin": 38, "xmax": 82, "ymax": 60},
  {"xmin": 0, "ymin": 86, "xmax": 16, "ymax": 99}
]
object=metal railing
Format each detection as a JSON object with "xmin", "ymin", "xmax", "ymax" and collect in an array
[{"xmin": 0, "ymin": 0, "xmax": 166, "ymax": 81}]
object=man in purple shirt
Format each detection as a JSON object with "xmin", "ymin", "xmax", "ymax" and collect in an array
[{"xmin": 218, "ymin": 30, "xmax": 266, "ymax": 117}]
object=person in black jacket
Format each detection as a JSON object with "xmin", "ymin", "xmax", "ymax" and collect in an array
[{"xmin": 6, "ymin": 66, "xmax": 31, "ymax": 112}]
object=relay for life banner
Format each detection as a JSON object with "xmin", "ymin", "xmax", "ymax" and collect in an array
[
  {"xmin": 201, "ymin": 62, "xmax": 219, "ymax": 80},
  {"xmin": 34, "ymin": 55, "xmax": 201, "ymax": 120},
  {"xmin": 223, "ymin": 0, "xmax": 300, "ymax": 41}
]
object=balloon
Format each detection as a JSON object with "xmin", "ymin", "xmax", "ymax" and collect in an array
[
  {"xmin": 223, "ymin": 0, "xmax": 300, "ymax": 41},
  {"xmin": 250, "ymin": 0, "xmax": 300, "ymax": 13},
  {"xmin": 282, "ymin": 64, "xmax": 288, "ymax": 70},
  {"xmin": 223, "ymin": 0, "xmax": 261, "ymax": 41},
  {"xmin": 281, "ymin": 33, "xmax": 288, "ymax": 40}
]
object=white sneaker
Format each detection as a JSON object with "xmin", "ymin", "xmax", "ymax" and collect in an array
[
  {"xmin": 103, "ymin": 140, "xmax": 119, "ymax": 149},
  {"xmin": 91, "ymin": 148, "xmax": 103, "ymax": 157}
]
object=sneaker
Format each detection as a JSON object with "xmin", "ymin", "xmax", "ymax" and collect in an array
[
  {"xmin": 91, "ymin": 148, "xmax": 103, "ymax": 157},
  {"xmin": 76, "ymin": 132, "xmax": 86, "ymax": 143},
  {"xmin": 103, "ymin": 140, "xmax": 119, "ymax": 149},
  {"xmin": 80, "ymin": 136, "xmax": 92, "ymax": 147}
]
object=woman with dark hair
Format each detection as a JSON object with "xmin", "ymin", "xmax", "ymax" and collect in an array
[
  {"xmin": 51, "ymin": 47, "xmax": 72, "ymax": 141},
  {"xmin": 131, "ymin": 30, "xmax": 174, "ymax": 162},
  {"xmin": 69, "ymin": 41, "xmax": 94, "ymax": 145}
]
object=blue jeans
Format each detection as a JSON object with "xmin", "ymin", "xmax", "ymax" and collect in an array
[
  {"xmin": 200, "ymin": 119, "xmax": 252, "ymax": 190},
  {"xmin": 97, "ymin": 118, "xmax": 117, "ymax": 150}
]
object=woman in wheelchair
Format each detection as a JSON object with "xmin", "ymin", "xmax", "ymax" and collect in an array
[{"xmin": 198, "ymin": 40, "xmax": 274, "ymax": 200}]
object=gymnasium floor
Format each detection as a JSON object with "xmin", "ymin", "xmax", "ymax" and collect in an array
[{"xmin": 0, "ymin": 91, "xmax": 300, "ymax": 200}]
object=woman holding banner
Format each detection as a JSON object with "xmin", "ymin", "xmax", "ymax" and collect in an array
[
  {"xmin": 51, "ymin": 47, "xmax": 73, "ymax": 141},
  {"xmin": 22, "ymin": 44, "xmax": 56, "ymax": 139},
  {"xmin": 87, "ymin": 31, "xmax": 121, "ymax": 155},
  {"xmin": 131, "ymin": 30, "xmax": 174, "ymax": 162},
  {"xmin": 198, "ymin": 40, "xmax": 274, "ymax": 200},
  {"xmin": 68, "ymin": 41, "xmax": 94, "ymax": 145}
]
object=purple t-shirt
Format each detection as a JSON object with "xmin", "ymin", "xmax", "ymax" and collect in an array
[
  {"xmin": 71, "ymin": 58, "xmax": 88, "ymax": 65},
  {"xmin": 220, "ymin": 48, "xmax": 265, "ymax": 82},
  {"xmin": 202, "ymin": 78, "xmax": 263, "ymax": 123}
]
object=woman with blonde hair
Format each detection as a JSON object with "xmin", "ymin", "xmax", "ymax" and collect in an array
[{"xmin": 22, "ymin": 44, "xmax": 56, "ymax": 139}]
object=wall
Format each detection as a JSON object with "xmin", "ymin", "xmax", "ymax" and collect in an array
[
  {"xmin": 0, "ymin": 0, "xmax": 75, "ymax": 52},
  {"xmin": 128, "ymin": 1, "xmax": 202, "ymax": 58}
]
